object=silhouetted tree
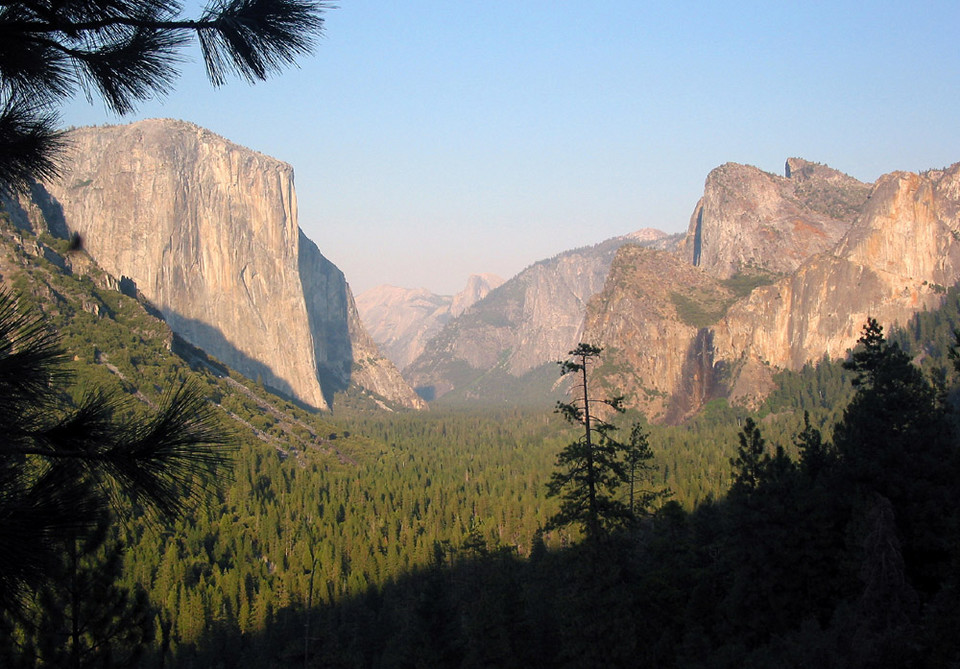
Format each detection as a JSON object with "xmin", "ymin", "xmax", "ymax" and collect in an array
[
  {"xmin": 12, "ymin": 514, "xmax": 154, "ymax": 668},
  {"xmin": 0, "ymin": 288, "xmax": 233, "ymax": 611},
  {"xmin": 835, "ymin": 317, "xmax": 957, "ymax": 593},
  {"xmin": 546, "ymin": 344, "xmax": 631, "ymax": 540},
  {"xmin": 728, "ymin": 416, "xmax": 768, "ymax": 494}
]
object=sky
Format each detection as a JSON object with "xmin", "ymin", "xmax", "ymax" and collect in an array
[{"xmin": 60, "ymin": 1, "xmax": 960, "ymax": 295}]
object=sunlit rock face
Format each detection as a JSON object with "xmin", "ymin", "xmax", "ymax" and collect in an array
[
  {"xmin": 677, "ymin": 158, "xmax": 870, "ymax": 279},
  {"xmin": 713, "ymin": 164, "xmax": 960, "ymax": 378},
  {"xmin": 582, "ymin": 244, "xmax": 730, "ymax": 423},
  {"xmin": 38, "ymin": 119, "xmax": 423, "ymax": 410},
  {"xmin": 586, "ymin": 160, "xmax": 960, "ymax": 422}
]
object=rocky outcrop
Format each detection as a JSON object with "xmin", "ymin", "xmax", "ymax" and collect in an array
[
  {"xmin": 677, "ymin": 159, "xmax": 870, "ymax": 279},
  {"xmin": 712, "ymin": 165, "xmax": 960, "ymax": 399},
  {"xmin": 450, "ymin": 274, "xmax": 503, "ymax": 317},
  {"xmin": 356, "ymin": 274, "xmax": 503, "ymax": 370},
  {"xmin": 584, "ymin": 245, "xmax": 733, "ymax": 422},
  {"xmin": 35, "ymin": 119, "xmax": 423, "ymax": 410},
  {"xmin": 587, "ymin": 160, "xmax": 960, "ymax": 421}
]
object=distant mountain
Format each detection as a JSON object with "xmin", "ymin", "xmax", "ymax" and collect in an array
[
  {"xmin": 357, "ymin": 274, "xmax": 503, "ymax": 370},
  {"xmin": 3, "ymin": 119, "xmax": 424, "ymax": 411},
  {"xmin": 17, "ymin": 121, "xmax": 958, "ymax": 422},
  {"xmin": 402, "ymin": 230, "xmax": 681, "ymax": 404}
]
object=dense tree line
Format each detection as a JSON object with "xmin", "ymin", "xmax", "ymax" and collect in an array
[{"xmin": 230, "ymin": 318, "xmax": 957, "ymax": 668}]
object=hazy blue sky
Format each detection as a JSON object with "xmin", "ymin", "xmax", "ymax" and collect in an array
[{"xmin": 60, "ymin": 1, "xmax": 960, "ymax": 295}]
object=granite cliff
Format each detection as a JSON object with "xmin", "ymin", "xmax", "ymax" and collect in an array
[
  {"xmin": 20, "ymin": 123, "xmax": 955, "ymax": 420},
  {"xmin": 400, "ymin": 155, "xmax": 960, "ymax": 421},
  {"xmin": 712, "ymin": 164, "xmax": 960, "ymax": 402},
  {"xmin": 585, "ymin": 160, "xmax": 960, "ymax": 421},
  {"xmin": 677, "ymin": 158, "xmax": 870, "ymax": 279},
  {"xmin": 19, "ymin": 119, "xmax": 423, "ymax": 411},
  {"xmin": 401, "ymin": 230, "xmax": 680, "ymax": 403}
]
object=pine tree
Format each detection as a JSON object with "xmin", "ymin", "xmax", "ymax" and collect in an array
[
  {"xmin": 835, "ymin": 318, "xmax": 958, "ymax": 594},
  {"xmin": 14, "ymin": 515, "xmax": 154, "ymax": 668},
  {"xmin": 545, "ymin": 344, "xmax": 632, "ymax": 540},
  {"xmin": 0, "ymin": 288, "xmax": 233, "ymax": 610},
  {"xmin": 624, "ymin": 421, "xmax": 670, "ymax": 517},
  {"xmin": 729, "ymin": 417, "xmax": 767, "ymax": 493}
]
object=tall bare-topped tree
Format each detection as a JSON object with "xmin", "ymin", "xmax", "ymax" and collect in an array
[
  {"xmin": 0, "ymin": 0, "xmax": 330, "ymax": 191},
  {"xmin": 546, "ymin": 344, "xmax": 633, "ymax": 540}
]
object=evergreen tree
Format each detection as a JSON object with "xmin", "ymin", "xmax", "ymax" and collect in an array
[
  {"xmin": 835, "ymin": 318, "xmax": 958, "ymax": 593},
  {"xmin": 624, "ymin": 421, "xmax": 670, "ymax": 517},
  {"xmin": 728, "ymin": 416, "xmax": 767, "ymax": 493},
  {"xmin": 795, "ymin": 410, "xmax": 834, "ymax": 482},
  {"xmin": 546, "ymin": 344, "xmax": 631, "ymax": 539},
  {"xmin": 0, "ymin": 288, "xmax": 233, "ymax": 610}
]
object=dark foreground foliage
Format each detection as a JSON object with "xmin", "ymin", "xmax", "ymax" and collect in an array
[{"xmin": 89, "ymin": 319, "xmax": 959, "ymax": 668}]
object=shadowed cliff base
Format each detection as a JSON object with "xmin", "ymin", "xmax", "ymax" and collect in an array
[
  {"xmin": 297, "ymin": 230, "xmax": 355, "ymax": 410},
  {"xmin": 165, "ymin": 311, "xmax": 301, "ymax": 402}
]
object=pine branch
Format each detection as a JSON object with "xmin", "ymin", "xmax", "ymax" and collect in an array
[
  {"xmin": 64, "ymin": 26, "xmax": 187, "ymax": 114},
  {"xmin": 109, "ymin": 382, "xmax": 234, "ymax": 517},
  {"xmin": 197, "ymin": 0, "xmax": 327, "ymax": 85},
  {"xmin": 0, "ymin": 96, "xmax": 67, "ymax": 193}
]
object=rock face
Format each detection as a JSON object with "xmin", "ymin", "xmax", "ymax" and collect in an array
[
  {"xmin": 584, "ymin": 245, "xmax": 734, "ymax": 422},
  {"xmin": 713, "ymin": 165, "xmax": 960, "ymax": 390},
  {"xmin": 356, "ymin": 274, "xmax": 503, "ymax": 370},
  {"xmin": 403, "ymin": 231, "xmax": 680, "ymax": 402},
  {"xmin": 36, "ymin": 119, "xmax": 423, "ymax": 410},
  {"xmin": 677, "ymin": 158, "xmax": 870, "ymax": 279},
  {"xmin": 586, "ymin": 160, "xmax": 960, "ymax": 421}
]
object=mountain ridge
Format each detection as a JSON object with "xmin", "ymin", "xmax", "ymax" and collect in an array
[
  {"xmin": 401, "ymin": 230, "xmax": 680, "ymax": 402},
  {"xmin": 356, "ymin": 273, "xmax": 504, "ymax": 370},
  {"xmin": 588, "ymin": 159, "xmax": 960, "ymax": 421}
]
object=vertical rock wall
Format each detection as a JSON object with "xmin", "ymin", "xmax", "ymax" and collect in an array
[{"xmin": 40, "ymin": 119, "xmax": 422, "ymax": 410}]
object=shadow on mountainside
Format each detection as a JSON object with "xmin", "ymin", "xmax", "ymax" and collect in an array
[
  {"xmin": 298, "ymin": 229, "xmax": 354, "ymax": 410},
  {"xmin": 5, "ymin": 181, "xmax": 359, "ymax": 412},
  {"xmin": 165, "ymin": 311, "xmax": 301, "ymax": 401}
]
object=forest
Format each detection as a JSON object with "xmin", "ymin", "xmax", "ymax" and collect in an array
[{"xmin": 1, "ymin": 218, "xmax": 960, "ymax": 667}]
